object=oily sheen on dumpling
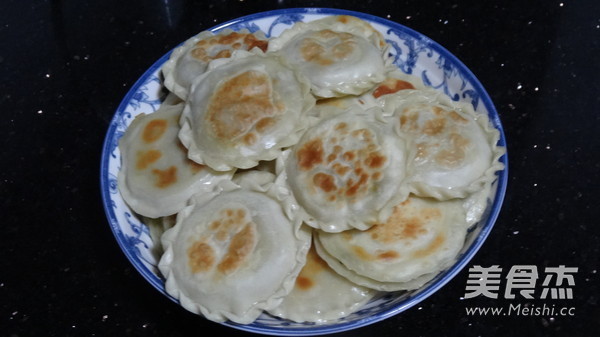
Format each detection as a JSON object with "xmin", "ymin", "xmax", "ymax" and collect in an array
[
  {"xmin": 384, "ymin": 89, "xmax": 505, "ymax": 200},
  {"xmin": 117, "ymin": 103, "xmax": 232, "ymax": 218},
  {"xmin": 162, "ymin": 29, "xmax": 268, "ymax": 100},
  {"xmin": 283, "ymin": 106, "xmax": 407, "ymax": 232},
  {"xmin": 268, "ymin": 242, "xmax": 375, "ymax": 323},
  {"xmin": 179, "ymin": 52, "xmax": 315, "ymax": 171},
  {"xmin": 158, "ymin": 179, "xmax": 311, "ymax": 324},
  {"xmin": 315, "ymin": 195, "xmax": 468, "ymax": 291},
  {"xmin": 268, "ymin": 15, "xmax": 388, "ymax": 98}
]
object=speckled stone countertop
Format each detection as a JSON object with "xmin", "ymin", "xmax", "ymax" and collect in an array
[{"xmin": 1, "ymin": 1, "xmax": 598, "ymax": 336}]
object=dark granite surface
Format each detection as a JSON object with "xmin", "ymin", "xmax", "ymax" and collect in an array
[{"xmin": 1, "ymin": 0, "xmax": 599, "ymax": 336}]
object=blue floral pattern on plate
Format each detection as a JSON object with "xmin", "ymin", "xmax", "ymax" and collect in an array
[{"xmin": 100, "ymin": 8, "xmax": 507, "ymax": 336}]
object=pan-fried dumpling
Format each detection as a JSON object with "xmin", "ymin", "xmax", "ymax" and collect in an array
[
  {"xmin": 141, "ymin": 214, "xmax": 177, "ymax": 258},
  {"xmin": 283, "ymin": 106, "xmax": 408, "ymax": 232},
  {"xmin": 314, "ymin": 236, "xmax": 439, "ymax": 292},
  {"xmin": 117, "ymin": 103, "xmax": 233, "ymax": 218},
  {"xmin": 309, "ymin": 68, "xmax": 424, "ymax": 115},
  {"xmin": 304, "ymin": 15, "xmax": 388, "ymax": 48},
  {"xmin": 158, "ymin": 178, "xmax": 311, "ymax": 324},
  {"xmin": 162, "ymin": 29, "xmax": 268, "ymax": 100},
  {"xmin": 268, "ymin": 15, "xmax": 388, "ymax": 98},
  {"xmin": 268, "ymin": 242, "xmax": 375, "ymax": 323},
  {"xmin": 370, "ymin": 69, "xmax": 425, "ymax": 102},
  {"xmin": 315, "ymin": 195, "xmax": 467, "ymax": 291},
  {"xmin": 384, "ymin": 89, "xmax": 505, "ymax": 200},
  {"xmin": 179, "ymin": 52, "xmax": 315, "ymax": 171}
]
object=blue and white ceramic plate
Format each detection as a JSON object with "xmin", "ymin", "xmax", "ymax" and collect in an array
[{"xmin": 100, "ymin": 8, "xmax": 508, "ymax": 336}]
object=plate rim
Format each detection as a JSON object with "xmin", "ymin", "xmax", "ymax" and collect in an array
[{"xmin": 100, "ymin": 7, "xmax": 509, "ymax": 336}]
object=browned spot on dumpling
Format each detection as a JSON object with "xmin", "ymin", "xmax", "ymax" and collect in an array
[
  {"xmin": 295, "ymin": 276, "xmax": 314, "ymax": 290},
  {"xmin": 434, "ymin": 133, "xmax": 470, "ymax": 167},
  {"xmin": 217, "ymin": 223, "xmax": 257, "ymax": 275},
  {"xmin": 217, "ymin": 31, "xmax": 243, "ymax": 45},
  {"xmin": 237, "ymin": 209, "xmax": 246, "ymax": 218},
  {"xmin": 364, "ymin": 152, "xmax": 386, "ymax": 169},
  {"xmin": 255, "ymin": 117, "xmax": 277, "ymax": 133},
  {"xmin": 191, "ymin": 47, "xmax": 208, "ymax": 60},
  {"xmin": 213, "ymin": 49, "xmax": 232, "ymax": 59},
  {"xmin": 337, "ymin": 15, "xmax": 350, "ymax": 23},
  {"xmin": 352, "ymin": 245, "xmax": 374, "ymax": 261},
  {"xmin": 399, "ymin": 220, "xmax": 427, "ymax": 239},
  {"xmin": 333, "ymin": 163, "xmax": 351, "ymax": 176},
  {"xmin": 210, "ymin": 208, "xmax": 249, "ymax": 241},
  {"xmin": 209, "ymin": 220, "xmax": 222, "ymax": 230},
  {"xmin": 399, "ymin": 198, "xmax": 411, "ymax": 206},
  {"xmin": 335, "ymin": 122, "xmax": 348, "ymax": 131},
  {"xmin": 295, "ymin": 245, "xmax": 329, "ymax": 291},
  {"xmin": 206, "ymin": 70, "xmax": 278, "ymax": 143},
  {"xmin": 192, "ymin": 32, "xmax": 268, "ymax": 62},
  {"xmin": 342, "ymin": 151, "xmax": 356, "ymax": 161},
  {"xmin": 332, "ymin": 39, "xmax": 355, "ymax": 59},
  {"xmin": 422, "ymin": 207, "xmax": 442, "ymax": 220},
  {"xmin": 345, "ymin": 173, "xmax": 369, "ymax": 197},
  {"xmin": 187, "ymin": 241, "xmax": 215, "ymax": 273},
  {"xmin": 367, "ymin": 203, "xmax": 435, "ymax": 244},
  {"xmin": 327, "ymin": 153, "xmax": 337, "ymax": 163},
  {"xmin": 299, "ymin": 30, "xmax": 356, "ymax": 66},
  {"xmin": 243, "ymin": 132, "xmax": 257, "ymax": 146},
  {"xmin": 152, "ymin": 166, "xmax": 178, "ymax": 188},
  {"xmin": 350, "ymin": 128, "xmax": 373, "ymax": 141},
  {"xmin": 422, "ymin": 117, "xmax": 447, "ymax": 136},
  {"xmin": 142, "ymin": 119, "xmax": 168, "ymax": 143},
  {"xmin": 243, "ymin": 34, "xmax": 268, "ymax": 52},
  {"xmin": 218, "ymin": 226, "xmax": 232, "ymax": 241},
  {"xmin": 297, "ymin": 138, "xmax": 324, "ymax": 170},
  {"xmin": 412, "ymin": 234, "xmax": 445, "ymax": 258},
  {"xmin": 299, "ymin": 119, "xmax": 389, "ymax": 204},
  {"xmin": 377, "ymin": 250, "xmax": 400, "ymax": 260},
  {"xmin": 432, "ymin": 106, "xmax": 445, "ymax": 116},
  {"xmin": 136, "ymin": 149, "xmax": 162, "ymax": 170},
  {"xmin": 400, "ymin": 109, "xmax": 419, "ymax": 132},
  {"xmin": 372, "ymin": 79, "xmax": 415, "ymax": 98},
  {"xmin": 313, "ymin": 173, "xmax": 337, "ymax": 193},
  {"xmin": 300, "ymin": 39, "xmax": 330, "ymax": 65},
  {"xmin": 217, "ymin": 32, "xmax": 248, "ymax": 45}
]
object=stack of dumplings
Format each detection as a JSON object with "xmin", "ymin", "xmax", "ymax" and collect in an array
[{"xmin": 117, "ymin": 15, "xmax": 505, "ymax": 325}]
